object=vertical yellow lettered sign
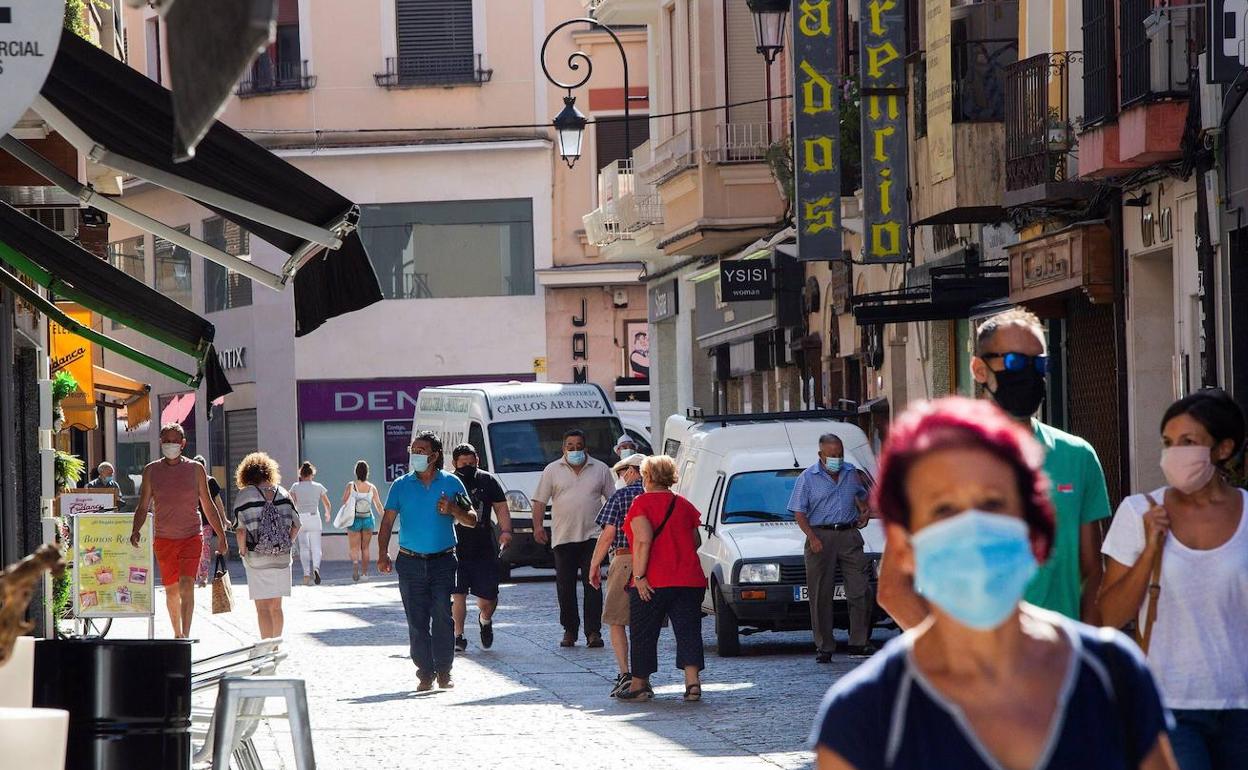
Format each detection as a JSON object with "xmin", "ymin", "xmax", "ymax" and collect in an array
[{"xmin": 792, "ymin": 0, "xmax": 842, "ymax": 262}]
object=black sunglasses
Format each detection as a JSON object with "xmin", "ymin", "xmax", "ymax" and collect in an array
[{"xmin": 982, "ymin": 352, "xmax": 1048, "ymax": 375}]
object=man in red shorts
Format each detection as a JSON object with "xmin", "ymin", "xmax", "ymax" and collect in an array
[{"xmin": 130, "ymin": 423, "xmax": 228, "ymax": 638}]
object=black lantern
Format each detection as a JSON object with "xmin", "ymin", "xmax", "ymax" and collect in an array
[
  {"xmin": 552, "ymin": 95, "xmax": 589, "ymax": 168},
  {"xmin": 747, "ymin": 0, "xmax": 790, "ymax": 64}
]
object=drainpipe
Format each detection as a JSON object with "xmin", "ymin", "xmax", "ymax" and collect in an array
[{"xmin": 1110, "ymin": 189, "xmax": 1132, "ymax": 504}]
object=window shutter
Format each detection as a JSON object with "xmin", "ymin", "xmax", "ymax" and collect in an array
[
  {"xmin": 396, "ymin": 0, "xmax": 474, "ymax": 82},
  {"xmin": 594, "ymin": 116, "xmax": 651, "ymax": 172},
  {"xmin": 723, "ymin": 0, "xmax": 768, "ymax": 126}
]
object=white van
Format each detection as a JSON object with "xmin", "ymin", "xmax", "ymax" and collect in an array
[
  {"xmin": 413, "ymin": 382, "xmax": 624, "ymax": 573},
  {"xmin": 664, "ymin": 411, "xmax": 887, "ymax": 656}
]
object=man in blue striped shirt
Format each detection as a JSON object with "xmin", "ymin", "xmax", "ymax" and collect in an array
[
  {"xmin": 787, "ymin": 433, "xmax": 872, "ymax": 662},
  {"xmin": 589, "ymin": 453, "xmax": 647, "ymax": 696}
]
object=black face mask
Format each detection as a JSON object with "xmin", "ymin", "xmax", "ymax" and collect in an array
[
  {"xmin": 988, "ymin": 368, "xmax": 1047, "ymax": 418},
  {"xmin": 456, "ymin": 465, "xmax": 478, "ymax": 483}
]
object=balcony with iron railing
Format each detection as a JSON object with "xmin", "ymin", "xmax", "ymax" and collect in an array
[
  {"xmin": 1117, "ymin": 0, "xmax": 1202, "ymax": 164},
  {"xmin": 583, "ymin": 158, "xmax": 664, "ymax": 256},
  {"xmin": 711, "ymin": 122, "xmax": 774, "ymax": 163},
  {"xmin": 1004, "ymin": 52, "xmax": 1095, "ymax": 210},
  {"xmin": 237, "ymin": 58, "xmax": 316, "ymax": 97},
  {"xmin": 374, "ymin": 53, "xmax": 493, "ymax": 88}
]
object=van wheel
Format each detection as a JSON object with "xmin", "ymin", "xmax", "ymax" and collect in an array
[{"xmin": 713, "ymin": 584, "xmax": 741, "ymax": 657}]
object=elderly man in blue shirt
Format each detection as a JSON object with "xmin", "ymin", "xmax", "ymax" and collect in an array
[
  {"xmin": 379, "ymin": 430, "xmax": 477, "ymax": 691},
  {"xmin": 787, "ymin": 433, "xmax": 873, "ymax": 663}
]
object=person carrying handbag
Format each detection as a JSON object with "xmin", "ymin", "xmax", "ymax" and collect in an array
[
  {"xmin": 1099, "ymin": 390, "xmax": 1248, "ymax": 770},
  {"xmin": 617, "ymin": 455, "xmax": 707, "ymax": 703}
]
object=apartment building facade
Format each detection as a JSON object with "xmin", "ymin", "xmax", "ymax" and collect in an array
[{"xmin": 101, "ymin": 0, "xmax": 645, "ymax": 517}]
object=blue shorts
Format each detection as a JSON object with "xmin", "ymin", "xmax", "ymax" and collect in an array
[
  {"xmin": 453, "ymin": 555, "xmax": 500, "ymax": 600},
  {"xmin": 347, "ymin": 514, "xmax": 375, "ymax": 532}
]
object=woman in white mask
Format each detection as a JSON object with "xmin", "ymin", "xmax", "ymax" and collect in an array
[
  {"xmin": 812, "ymin": 396, "xmax": 1176, "ymax": 770},
  {"xmin": 1100, "ymin": 389, "xmax": 1248, "ymax": 770}
]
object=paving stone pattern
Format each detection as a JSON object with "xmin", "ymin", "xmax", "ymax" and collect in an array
[{"xmin": 115, "ymin": 562, "xmax": 888, "ymax": 769}]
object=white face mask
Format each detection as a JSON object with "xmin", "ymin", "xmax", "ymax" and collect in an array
[{"xmin": 160, "ymin": 443, "xmax": 182, "ymax": 460}]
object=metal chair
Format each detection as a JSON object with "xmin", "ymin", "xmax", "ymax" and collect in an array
[{"xmin": 209, "ymin": 676, "xmax": 315, "ymax": 770}]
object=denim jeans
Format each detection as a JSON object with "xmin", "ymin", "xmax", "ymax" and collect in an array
[
  {"xmin": 1170, "ymin": 709, "xmax": 1248, "ymax": 770},
  {"xmin": 395, "ymin": 552, "xmax": 457, "ymax": 678}
]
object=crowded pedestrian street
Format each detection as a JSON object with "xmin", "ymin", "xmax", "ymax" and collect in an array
[{"xmin": 112, "ymin": 564, "xmax": 873, "ymax": 770}]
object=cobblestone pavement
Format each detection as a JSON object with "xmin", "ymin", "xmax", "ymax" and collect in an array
[{"xmin": 114, "ymin": 561, "xmax": 893, "ymax": 769}]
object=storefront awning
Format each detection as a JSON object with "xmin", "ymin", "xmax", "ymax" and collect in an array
[
  {"xmin": 62, "ymin": 366, "xmax": 152, "ymax": 432},
  {"xmin": 27, "ymin": 30, "xmax": 382, "ymax": 337},
  {"xmin": 851, "ymin": 262, "xmax": 1009, "ymax": 326},
  {"xmin": 0, "ymin": 201, "xmax": 231, "ymax": 400}
]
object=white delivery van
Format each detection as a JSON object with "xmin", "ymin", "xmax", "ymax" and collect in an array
[
  {"xmin": 413, "ymin": 382, "xmax": 624, "ymax": 574},
  {"xmin": 663, "ymin": 411, "xmax": 887, "ymax": 656}
]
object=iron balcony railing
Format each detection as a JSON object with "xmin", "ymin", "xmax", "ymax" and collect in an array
[
  {"xmin": 1120, "ymin": 0, "xmax": 1203, "ymax": 108},
  {"xmin": 1005, "ymin": 52, "xmax": 1082, "ymax": 191},
  {"xmin": 584, "ymin": 159, "xmax": 663, "ymax": 247},
  {"xmin": 952, "ymin": 39, "xmax": 1019, "ymax": 122},
  {"xmin": 237, "ymin": 58, "xmax": 316, "ymax": 97},
  {"xmin": 637, "ymin": 127, "xmax": 696, "ymax": 184},
  {"xmin": 712, "ymin": 122, "xmax": 774, "ymax": 163},
  {"xmin": 374, "ymin": 53, "xmax": 493, "ymax": 88}
]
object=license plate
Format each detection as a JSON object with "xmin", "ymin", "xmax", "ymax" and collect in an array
[{"xmin": 793, "ymin": 585, "xmax": 847, "ymax": 602}]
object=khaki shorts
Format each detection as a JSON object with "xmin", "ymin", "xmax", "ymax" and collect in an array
[{"xmin": 602, "ymin": 553, "xmax": 633, "ymax": 626}]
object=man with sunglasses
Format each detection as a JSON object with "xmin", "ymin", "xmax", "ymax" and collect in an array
[{"xmin": 877, "ymin": 308, "xmax": 1112, "ymax": 628}]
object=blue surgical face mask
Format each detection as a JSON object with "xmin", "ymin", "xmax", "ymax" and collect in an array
[
  {"xmin": 409, "ymin": 453, "xmax": 430, "ymax": 474},
  {"xmin": 619, "ymin": 449, "xmax": 634, "ymax": 460},
  {"xmin": 824, "ymin": 457, "xmax": 843, "ymax": 472},
  {"xmin": 910, "ymin": 510, "xmax": 1037, "ymax": 630},
  {"xmin": 567, "ymin": 450, "xmax": 587, "ymax": 466}
]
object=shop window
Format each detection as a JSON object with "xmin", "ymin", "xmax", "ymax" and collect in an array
[
  {"xmin": 114, "ymin": 422, "xmax": 150, "ymax": 498},
  {"xmin": 154, "ymin": 226, "xmax": 192, "ymax": 309},
  {"xmin": 202, "ymin": 217, "xmax": 253, "ymax": 313},
  {"xmin": 359, "ymin": 199, "xmax": 535, "ymax": 300}
]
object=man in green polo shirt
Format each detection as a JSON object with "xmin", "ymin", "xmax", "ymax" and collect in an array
[{"xmin": 877, "ymin": 308, "xmax": 1111, "ymax": 627}]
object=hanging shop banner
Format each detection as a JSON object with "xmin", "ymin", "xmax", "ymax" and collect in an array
[
  {"xmin": 73, "ymin": 514, "xmax": 154, "ymax": 619},
  {"xmin": 50, "ymin": 302, "xmax": 95, "ymax": 404},
  {"xmin": 925, "ymin": 0, "xmax": 954, "ymax": 182},
  {"xmin": 860, "ymin": 0, "xmax": 910, "ymax": 263},
  {"xmin": 0, "ymin": 1, "xmax": 65, "ymax": 139},
  {"xmin": 1209, "ymin": 0, "xmax": 1248, "ymax": 82},
  {"xmin": 792, "ymin": 0, "xmax": 842, "ymax": 262},
  {"xmin": 382, "ymin": 419, "xmax": 412, "ymax": 482},
  {"xmin": 720, "ymin": 259, "xmax": 775, "ymax": 302}
]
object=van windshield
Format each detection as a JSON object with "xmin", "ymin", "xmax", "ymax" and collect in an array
[
  {"xmin": 489, "ymin": 418, "xmax": 622, "ymax": 473},
  {"xmin": 721, "ymin": 469, "xmax": 804, "ymax": 523}
]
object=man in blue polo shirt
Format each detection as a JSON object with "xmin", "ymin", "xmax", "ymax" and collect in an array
[
  {"xmin": 788, "ymin": 434, "xmax": 873, "ymax": 663},
  {"xmin": 378, "ymin": 431, "xmax": 477, "ymax": 691}
]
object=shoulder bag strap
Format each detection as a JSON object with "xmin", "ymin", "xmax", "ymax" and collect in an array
[
  {"xmin": 1134, "ymin": 492, "xmax": 1165, "ymax": 655},
  {"xmin": 651, "ymin": 494, "xmax": 679, "ymax": 540}
]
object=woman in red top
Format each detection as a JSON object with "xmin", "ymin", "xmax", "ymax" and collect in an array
[{"xmin": 620, "ymin": 455, "xmax": 708, "ymax": 702}]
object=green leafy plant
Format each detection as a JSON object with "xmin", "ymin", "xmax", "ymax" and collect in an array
[
  {"xmin": 765, "ymin": 136, "xmax": 794, "ymax": 219},
  {"xmin": 55, "ymin": 450, "xmax": 85, "ymax": 492},
  {"xmin": 64, "ymin": 0, "xmax": 111, "ymax": 40},
  {"xmin": 51, "ymin": 370, "xmax": 79, "ymax": 405}
]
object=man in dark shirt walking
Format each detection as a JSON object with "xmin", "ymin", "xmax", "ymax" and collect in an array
[{"xmin": 450, "ymin": 444, "xmax": 513, "ymax": 652}]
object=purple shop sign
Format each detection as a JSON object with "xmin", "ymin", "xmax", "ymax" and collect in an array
[
  {"xmin": 383, "ymin": 420, "xmax": 412, "ymax": 482},
  {"xmin": 297, "ymin": 375, "xmax": 534, "ymax": 422}
]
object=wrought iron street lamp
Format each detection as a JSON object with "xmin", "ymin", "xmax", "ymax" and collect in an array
[
  {"xmin": 747, "ymin": 0, "xmax": 790, "ymax": 64},
  {"xmin": 541, "ymin": 17, "xmax": 645, "ymax": 170},
  {"xmin": 552, "ymin": 95, "xmax": 589, "ymax": 168}
]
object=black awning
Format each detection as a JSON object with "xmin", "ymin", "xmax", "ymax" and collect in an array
[
  {"xmin": 851, "ymin": 262, "xmax": 1008, "ymax": 326},
  {"xmin": 0, "ymin": 202, "xmax": 231, "ymax": 401},
  {"xmin": 39, "ymin": 30, "xmax": 382, "ymax": 336}
]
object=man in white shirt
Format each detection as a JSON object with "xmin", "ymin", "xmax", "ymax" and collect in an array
[{"xmin": 531, "ymin": 429, "xmax": 615, "ymax": 648}]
